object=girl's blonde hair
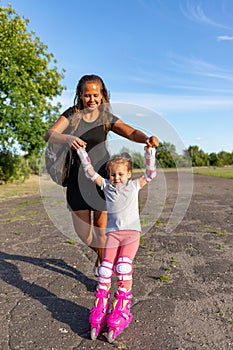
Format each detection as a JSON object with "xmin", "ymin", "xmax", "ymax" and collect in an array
[{"xmin": 107, "ymin": 152, "xmax": 132, "ymax": 173}]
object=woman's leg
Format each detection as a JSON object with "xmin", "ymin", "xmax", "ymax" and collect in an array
[
  {"xmin": 71, "ymin": 210, "xmax": 107, "ymax": 246},
  {"xmin": 71, "ymin": 210, "xmax": 93, "ymax": 246},
  {"xmin": 71, "ymin": 210, "xmax": 107, "ymax": 274},
  {"xmin": 93, "ymin": 211, "xmax": 108, "ymax": 265}
]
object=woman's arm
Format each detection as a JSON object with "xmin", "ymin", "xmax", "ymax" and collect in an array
[
  {"xmin": 111, "ymin": 119, "xmax": 159, "ymax": 148},
  {"xmin": 44, "ymin": 115, "xmax": 86, "ymax": 150}
]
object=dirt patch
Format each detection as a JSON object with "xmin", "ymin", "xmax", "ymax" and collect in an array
[{"xmin": 0, "ymin": 173, "xmax": 232, "ymax": 350}]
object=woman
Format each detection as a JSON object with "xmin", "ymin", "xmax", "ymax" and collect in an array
[{"xmin": 45, "ymin": 74, "xmax": 158, "ymax": 276}]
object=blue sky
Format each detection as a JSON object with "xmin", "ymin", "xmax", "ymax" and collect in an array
[{"xmin": 2, "ymin": 0, "xmax": 233, "ymax": 154}]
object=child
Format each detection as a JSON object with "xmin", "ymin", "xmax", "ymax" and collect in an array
[{"xmin": 77, "ymin": 146, "xmax": 157, "ymax": 343}]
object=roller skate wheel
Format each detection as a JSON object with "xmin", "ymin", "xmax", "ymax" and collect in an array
[
  {"xmin": 108, "ymin": 330, "xmax": 115, "ymax": 343},
  {"xmin": 91, "ymin": 327, "xmax": 97, "ymax": 340}
]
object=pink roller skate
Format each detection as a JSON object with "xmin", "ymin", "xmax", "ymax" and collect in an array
[
  {"xmin": 89, "ymin": 288, "xmax": 111, "ymax": 340},
  {"xmin": 107, "ymin": 289, "xmax": 133, "ymax": 343}
]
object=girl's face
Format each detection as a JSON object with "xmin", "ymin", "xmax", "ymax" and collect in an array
[
  {"xmin": 109, "ymin": 163, "xmax": 132, "ymax": 186},
  {"xmin": 80, "ymin": 82, "xmax": 103, "ymax": 111}
]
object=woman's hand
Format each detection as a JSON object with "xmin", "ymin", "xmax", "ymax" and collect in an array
[
  {"xmin": 67, "ymin": 135, "xmax": 86, "ymax": 150},
  {"xmin": 146, "ymin": 136, "xmax": 159, "ymax": 148}
]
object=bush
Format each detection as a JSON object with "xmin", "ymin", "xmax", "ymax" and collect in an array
[
  {"xmin": 132, "ymin": 152, "xmax": 145, "ymax": 169},
  {"xmin": 27, "ymin": 154, "xmax": 41, "ymax": 175},
  {"xmin": 0, "ymin": 149, "xmax": 30, "ymax": 183}
]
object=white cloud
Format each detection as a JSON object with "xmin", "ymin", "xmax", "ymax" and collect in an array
[
  {"xmin": 181, "ymin": 1, "xmax": 233, "ymax": 31},
  {"xmin": 112, "ymin": 92, "xmax": 233, "ymax": 113},
  {"xmin": 194, "ymin": 137, "xmax": 205, "ymax": 141},
  {"xmin": 217, "ymin": 35, "xmax": 233, "ymax": 41},
  {"xmin": 52, "ymin": 87, "xmax": 233, "ymax": 117},
  {"xmin": 168, "ymin": 53, "xmax": 233, "ymax": 83}
]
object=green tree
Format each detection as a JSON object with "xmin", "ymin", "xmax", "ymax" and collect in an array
[
  {"xmin": 132, "ymin": 152, "xmax": 145, "ymax": 169},
  {"xmin": 119, "ymin": 146, "xmax": 131, "ymax": 155},
  {"xmin": 157, "ymin": 142, "xmax": 177, "ymax": 168},
  {"xmin": 186, "ymin": 145, "xmax": 209, "ymax": 166},
  {"xmin": 115, "ymin": 147, "xmax": 145, "ymax": 169},
  {"xmin": 0, "ymin": 148, "xmax": 30, "ymax": 182},
  {"xmin": 0, "ymin": 4, "xmax": 65, "ymax": 156},
  {"xmin": 209, "ymin": 152, "xmax": 218, "ymax": 166},
  {"xmin": 217, "ymin": 151, "xmax": 232, "ymax": 166}
]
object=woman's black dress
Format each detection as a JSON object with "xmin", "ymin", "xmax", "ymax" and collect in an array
[{"xmin": 63, "ymin": 108, "xmax": 119, "ymax": 211}]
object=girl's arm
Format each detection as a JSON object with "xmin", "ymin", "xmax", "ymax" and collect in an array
[
  {"xmin": 139, "ymin": 147, "xmax": 157, "ymax": 188},
  {"xmin": 111, "ymin": 119, "xmax": 159, "ymax": 148},
  {"xmin": 77, "ymin": 148, "xmax": 103, "ymax": 187},
  {"xmin": 44, "ymin": 115, "xmax": 86, "ymax": 150}
]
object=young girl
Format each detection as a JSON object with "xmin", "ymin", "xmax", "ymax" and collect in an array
[{"xmin": 77, "ymin": 145, "xmax": 156, "ymax": 343}]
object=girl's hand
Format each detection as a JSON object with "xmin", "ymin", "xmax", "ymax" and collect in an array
[
  {"xmin": 146, "ymin": 136, "xmax": 159, "ymax": 148},
  {"xmin": 67, "ymin": 135, "xmax": 86, "ymax": 150}
]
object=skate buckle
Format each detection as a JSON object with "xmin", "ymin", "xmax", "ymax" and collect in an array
[{"xmin": 121, "ymin": 312, "xmax": 129, "ymax": 320}]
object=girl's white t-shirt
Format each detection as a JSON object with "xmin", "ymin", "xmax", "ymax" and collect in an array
[{"xmin": 101, "ymin": 179, "xmax": 141, "ymax": 233}]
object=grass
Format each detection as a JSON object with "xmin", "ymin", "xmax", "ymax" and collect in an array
[
  {"xmin": 215, "ymin": 243, "xmax": 224, "ymax": 250},
  {"xmin": 140, "ymin": 217, "xmax": 152, "ymax": 226},
  {"xmin": 140, "ymin": 235, "xmax": 153, "ymax": 253},
  {"xmin": 0, "ymin": 175, "xmax": 40, "ymax": 200},
  {"xmin": 211, "ymin": 229, "xmax": 227, "ymax": 236},
  {"xmin": 198, "ymin": 225, "xmax": 228, "ymax": 237},
  {"xmin": 1, "ymin": 166, "xmax": 232, "ymax": 201},
  {"xmin": 159, "ymin": 274, "xmax": 172, "ymax": 282},
  {"xmin": 192, "ymin": 166, "xmax": 233, "ymax": 179},
  {"xmin": 216, "ymin": 308, "xmax": 233, "ymax": 325},
  {"xmin": 117, "ymin": 342, "xmax": 127, "ymax": 350},
  {"xmin": 140, "ymin": 235, "xmax": 145, "ymax": 245},
  {"xmin": 158, "ymin": 256, "xmax": 179, "ymax": 283},
  {"xmin": 14, "ymin": 231, "xmax": 24, "ymax": 236},
  {"xmin": 66, "ymin": 238, "xmax": 76, "ymax": 245}
]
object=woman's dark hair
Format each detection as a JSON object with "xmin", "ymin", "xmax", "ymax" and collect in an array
[
  {"xmin": 74, "ymin": 74, "xmax": 110, "ymax": 109},
  {"xmin": 69, "ymin": 74, "xmax": 111, "ymax": 132}
]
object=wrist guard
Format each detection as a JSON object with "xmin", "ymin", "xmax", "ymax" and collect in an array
[
  {"xmin": 77, "ymin": 148, "xmax": 99, "ymax": 182},
  {"xmin": 143, "ymin": 147, "xmax": 157, "ymax": 182}
]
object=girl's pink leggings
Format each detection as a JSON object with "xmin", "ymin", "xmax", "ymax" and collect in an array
[{"xmin": 101, "ymin": 230, "xmax": 140, "ymax": 291}]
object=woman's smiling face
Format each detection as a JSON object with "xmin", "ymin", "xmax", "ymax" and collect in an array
[{"xmin": 80, "ymin": 82, "xmax": 103, "ymax": 111}]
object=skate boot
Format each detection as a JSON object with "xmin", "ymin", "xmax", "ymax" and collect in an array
[
  {"xmin": 89, "ymin": 287, "xmax": 110, "ymax": 340},
  {"xmin": 107, "ymin": 289, "xmax": 133, "ymax": 343}
]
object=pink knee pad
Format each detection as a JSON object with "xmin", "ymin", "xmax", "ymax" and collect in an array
[
  {"xmin": 98, "ymin": 260, "xmax": 114, "ymax": 285},
  {"xmin": 115, "ymin": 257, "xmax": 133, "ymax": 281}
]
